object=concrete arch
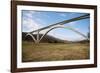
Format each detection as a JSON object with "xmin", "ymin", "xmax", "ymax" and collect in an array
[
  {"xmin": 39, "ymin": 26, "xmax": 89, "ymax": 42},
  {"xmin": 25, "ymin": 33, "xmax": 36, "ymax": 42}
]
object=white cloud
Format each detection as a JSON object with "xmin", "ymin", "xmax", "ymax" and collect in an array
[
  {"xmin": 35, "ymin": 18, "xmax": 46, "ymax": 26},
  {"xmin": 23, "ymin": 11, "xmax": 35, "ymax": 18},
  {"xmin": 22, "ymin": 11, "xmax": 43, "ymax": 32},
  {"xmin": 22, "ymin": 18, "xmax": 40, "ymax": 32}
]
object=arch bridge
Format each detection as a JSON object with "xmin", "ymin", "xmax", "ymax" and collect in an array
[{"xmin": 25, "ymin": 14, "xmax": 90, "ymax": 43}]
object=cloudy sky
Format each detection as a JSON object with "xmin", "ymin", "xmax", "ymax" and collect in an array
[{"xmin": 22, "ymin": 10, "xmax": 90, "ymax": 41}]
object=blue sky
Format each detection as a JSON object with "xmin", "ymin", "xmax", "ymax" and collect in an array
[{"xmin": 22, "ymin": 10, "xmax": 90, "ymax": 41}]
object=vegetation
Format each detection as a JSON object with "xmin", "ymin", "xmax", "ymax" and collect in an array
[{"xmin": 22, "ymin": 41, "xmax": 89, "ymax": 62}]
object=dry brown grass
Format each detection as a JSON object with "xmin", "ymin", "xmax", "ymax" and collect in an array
[{"xmin": 22, "ymin": 41, "xmax": 89, "ymax": 62}]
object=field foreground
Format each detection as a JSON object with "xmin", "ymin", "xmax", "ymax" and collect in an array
[{"xmin": 22, "ymin": 41, "xmax": 89, "ymax": 62}]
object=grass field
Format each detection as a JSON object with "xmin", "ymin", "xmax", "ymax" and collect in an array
[{"xmin": 22, "ymin": 41, "xmax": 90, "ymax": 62}]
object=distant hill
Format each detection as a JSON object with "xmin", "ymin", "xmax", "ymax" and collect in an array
[
  {"xmin": 22, "ymin": 32, "xmax": 69, "ymax": 43},
  {"xmin": 22, "ymin": 32, "xmax": 89, "ymax": 43},
  {"xmin": 74, "ymin": 40, "xmax": 89, "ymax": 43}
]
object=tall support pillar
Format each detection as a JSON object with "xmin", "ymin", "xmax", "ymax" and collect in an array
[{"xmin": 36, "ymin": 30, "xmax": 39, "ymax": 43}]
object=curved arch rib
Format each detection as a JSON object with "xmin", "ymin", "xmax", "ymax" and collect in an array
[
  {"xmin": 30, "ymin": 14, "xmax": 89, "ymax": 34},
  {"xmin": 39, "ymin": 26, "xmax": 89, "ymax": 42},
  {"xmin": 66, "ymin": 27, "xmax": 89, "ymax": 40},
  {"xmin": 25, "ymin": 33, "xmax": 36, "ymax": 42}
]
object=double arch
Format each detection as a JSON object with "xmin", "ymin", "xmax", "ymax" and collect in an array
[{"xmin": 26, "ymin": 25, "xmax": 89, "ymax": 43}]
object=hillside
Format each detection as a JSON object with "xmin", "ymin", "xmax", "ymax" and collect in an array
[{"xmin": 22, "ymin": 32, "xmax": 69, "ymax": 43}]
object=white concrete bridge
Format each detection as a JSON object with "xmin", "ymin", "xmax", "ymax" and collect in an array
[{"xmin": 25, "ymin": 14, "xmax": 90, "ymax": 43}]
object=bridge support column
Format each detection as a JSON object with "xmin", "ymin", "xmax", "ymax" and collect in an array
[{"xmin": 35, "ymin": 30, "xmax": 40, "ymax": 44}]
